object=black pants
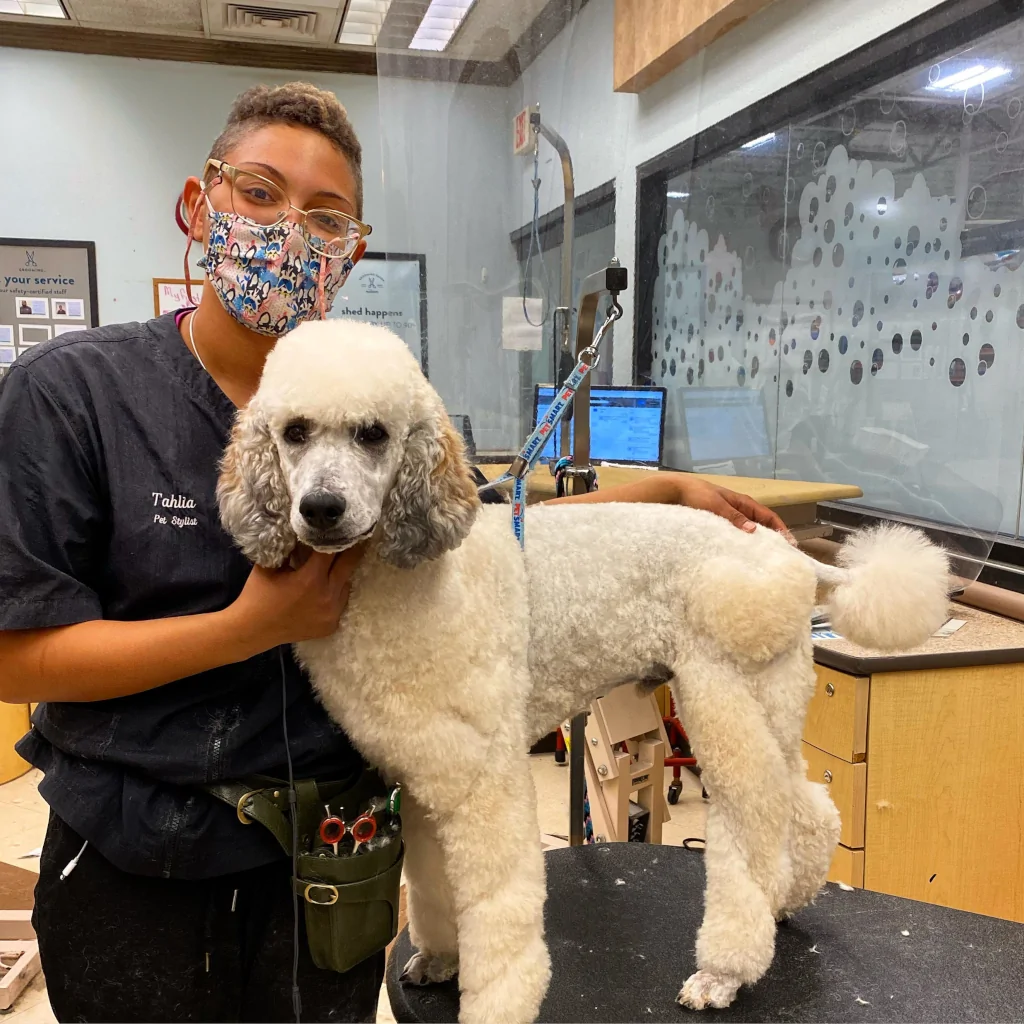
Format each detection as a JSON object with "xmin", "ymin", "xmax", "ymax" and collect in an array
[{"xmin": 33, "ymin": 813, "xmax": 384, "ymax": 1023}]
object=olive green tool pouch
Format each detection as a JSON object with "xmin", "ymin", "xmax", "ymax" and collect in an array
[{"xmin": 205, "ymin": 769, "xmax": 404, "ymax": 974}]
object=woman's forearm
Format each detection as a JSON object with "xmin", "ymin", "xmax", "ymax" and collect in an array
[
  {"xmin": 542, "ymin": 473, "xmax": 683, "ymax": 506},
  {"xmin": 542, "ymin": 472, "xmax": 791, "ymax": 535},
  {"xmin": 0, "ymin": 606, "xmax": 264, "ymax": 704}
]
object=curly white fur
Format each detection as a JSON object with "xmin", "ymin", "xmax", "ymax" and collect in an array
[{"xmin": 218, "ymin": 320, "xmax": 951, "ymax": 1022}]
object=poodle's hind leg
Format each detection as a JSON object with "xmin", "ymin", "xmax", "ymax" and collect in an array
[
  {"xmin": 438, "ymin": 757, "xmax": 550, "ymax": 1024},
  {"xmin": 756, "ymin": 651, "xmax": 841, "ymax": 918},
  {"xmin": 400, "ymin": 794, "xmax": 460, "ymax": 986},
  {"xmin": 775, "ymin": 774, "xmax": 841, "ymax": 918},
  {"xmin": 671, "ymin": 659, "xmax": 793, "ymax": 1010}
]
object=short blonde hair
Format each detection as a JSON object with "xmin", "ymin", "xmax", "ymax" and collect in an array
[{"xmin": 208, "ymin": 82, "xmax": 364, "ymax": 217}]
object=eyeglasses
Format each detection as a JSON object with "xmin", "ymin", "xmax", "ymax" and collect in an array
[{"xmin": 203, "ymin": 158, "xmax": 372, "ymax": 260}]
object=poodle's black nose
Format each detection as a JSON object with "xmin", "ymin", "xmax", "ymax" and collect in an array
[{"xmin": 299, "ymin": 491, "xmax": 346, "ymax": 531}]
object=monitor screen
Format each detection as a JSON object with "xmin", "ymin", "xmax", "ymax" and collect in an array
[
  {"xmin": 680, "ymin": 387, "xmax": 771, "ymax": 463},
  {"xmin": 533, "ymin": 385, "xmax": 666, "ymax": 466}
]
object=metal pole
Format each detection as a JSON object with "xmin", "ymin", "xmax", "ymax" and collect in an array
[
  {"xmin": 569, "ymin": 713, "xmax": 586, "ymax": 846},
  {"xmin": 532, "ymin": 115, "xmax": 575, "ymax": 458}
]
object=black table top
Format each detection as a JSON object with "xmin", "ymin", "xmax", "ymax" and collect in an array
[{"xmin": 386, "ymin": 843, "xmax": 1024, "ymax": 1023}]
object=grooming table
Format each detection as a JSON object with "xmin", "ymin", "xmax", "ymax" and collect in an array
[{"xmin": 386, "ymin": 844, "xmax": 1023, "ymax": 1023}]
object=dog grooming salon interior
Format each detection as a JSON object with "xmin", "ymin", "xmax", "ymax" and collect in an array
[{"xmin": 2, "ymin": 0, "xmax": 1024, "ymax": 1021}]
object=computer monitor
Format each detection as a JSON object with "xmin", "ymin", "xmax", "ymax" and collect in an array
[
  {"xmin": 677, "ymin": 387, "xmax": 772, "ymax": 467},
  {"xmin": 531, "ymin": 385, "xmax": 666, "ymax": 467}
]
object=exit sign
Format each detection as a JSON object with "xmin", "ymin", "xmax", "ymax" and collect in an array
[{"xmin": 513, "ymin": 106, "xmax": 535, "ymax": 155}]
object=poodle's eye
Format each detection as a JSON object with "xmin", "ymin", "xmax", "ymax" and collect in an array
[
  {"xmin": 283, "ymin": 422, "xmax": 308, "ymax": 445},
  {"xmin": 357, "ymin": 422, "xmax": 388, "ymax": 444}
]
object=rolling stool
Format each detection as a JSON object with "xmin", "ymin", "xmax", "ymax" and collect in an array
[{"xmin": 387, "ymin": 843, "xmax": 1023, "ymax": 1022}]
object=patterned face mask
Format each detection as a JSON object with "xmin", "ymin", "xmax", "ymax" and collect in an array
[{"xmin": 190, "ymin": 199, "xmax": 353, "ymax": 337}]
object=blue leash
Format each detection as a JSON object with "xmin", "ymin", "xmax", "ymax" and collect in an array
[{"xmin": 478, "ymin": 302, "xmax": 621, "ymax": 548}]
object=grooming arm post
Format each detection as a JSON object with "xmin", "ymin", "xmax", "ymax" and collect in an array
[
  {"xmin": 531, "ymin": 112, "xmax": 576, "ymax": 459},
  {"xmin": 567, "ymin": 261, "xmax": 629, "ymax": 495}
]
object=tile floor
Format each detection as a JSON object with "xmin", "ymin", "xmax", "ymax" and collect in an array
[{"xmin": 0, "ymin": 757, "xmax": 708, "ymax": 1022}]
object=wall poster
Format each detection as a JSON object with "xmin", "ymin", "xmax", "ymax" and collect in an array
[
  {"xmin": 0, "ymin": 238, "xmax": 98, "ymax": 378},
  {"xmin": 328, "ymin": 252, "xmax": 428, "ymax": 375},
  {"xmin": 154, "ymin": 278, "xmax": 203, "ymax": 317}
]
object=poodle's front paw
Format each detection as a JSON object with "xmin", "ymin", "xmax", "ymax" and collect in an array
[
  {"xmin": 677, "ymin": 970, "xmax": 742, "ymax": 1010},
  {"xmin": 400, "ymin": 951, "xmax": 459, "ymax": 986}
]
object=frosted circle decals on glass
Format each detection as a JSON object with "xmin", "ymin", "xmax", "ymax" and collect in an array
[
  {"xmin": 967, "ymin": 185, "xmax": 988, "ymax": 220},
  {"xmin": 841, "ymin": 107, "xmax": 856, "ymax": 136},
  {"xmin": 889, "ymin": 120, "xmax": 907, "ymax": 156},
  {"xmin": 964, "ymin": 81, "xmax": 985, "ymax": 116}
]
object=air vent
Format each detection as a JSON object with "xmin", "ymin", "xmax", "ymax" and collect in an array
[{"xmin": 224, "ymin": 3, "xmax": 318, "ymax": 37}]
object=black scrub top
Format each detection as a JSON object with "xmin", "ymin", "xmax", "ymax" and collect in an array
[{"xmin": 0, "ymin": 314, "xmax": 362, "ymax": 879}]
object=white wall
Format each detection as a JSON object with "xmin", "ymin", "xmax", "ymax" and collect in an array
[
  {"xmin": 517, "ymin": 0, "xmax": 949, "ymax": 384},
  {"xmin": 0, "ymin": 46, "xmax": 526, "ymax": 448},
  {"xmin": 0, "ymin": 48, "xmax": 385, "ymax": 326}
]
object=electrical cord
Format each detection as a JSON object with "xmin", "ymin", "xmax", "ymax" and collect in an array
[
  {"xmin": 280, "ymin": 645, "xmax": 302, "ymax": 1024},
  {"xmin": 522, "ymin": 143, "xmax": 552, "ymax": 328}
]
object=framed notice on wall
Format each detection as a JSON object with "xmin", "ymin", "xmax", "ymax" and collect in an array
[
  {"xmin": 328, "ymin": 252, "xmax": 428, "ymax": 375},
  {"xmin": 0, "ymin": 238, "xmax": 98, "ymax": 376},
  {"xmin": 154, "ymin": 278, "xmax": 203, "ymax": 316}
]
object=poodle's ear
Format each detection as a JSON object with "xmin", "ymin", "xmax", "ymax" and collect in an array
[
  {"xmin": 217, "ymin": 403, "xmax": 296, "ymax": 568},
  {"xmin": 378, "ymin": 415, "xmax": 480, "ymax": 569}
]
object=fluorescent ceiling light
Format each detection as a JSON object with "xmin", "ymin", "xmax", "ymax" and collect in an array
[
  {"xmin": 667, "ymin": 191, "xmax": 690, "ymax": 200},
  {"xmin": 927, "ymin": 63, "xmax": 1010, "ymax": 91},
  {"xmin": 741, "ymin": 132, "xmax": 776, "ymax": 150},
  {"xmin": 408, "ymin": 0, "xmax": 475, "ymax": 52},
  {"xmin": 0, "ymin": 0, "xmax": 67, "ymax": 16},
  {"xmin": 338, "ymin": 0, "xmax": 393, "ymax": 46}
]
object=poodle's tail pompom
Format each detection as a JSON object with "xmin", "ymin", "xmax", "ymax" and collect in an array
[{"xmin": 821, "ymin": 525, "xmax": 950, "ymax": 651}]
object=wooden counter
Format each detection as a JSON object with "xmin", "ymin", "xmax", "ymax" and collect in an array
[
  {"xmin": 808, "ymin": 603, "xmax": 1024, "ymax": 924},
  {"xmin": 476, "ymin": 462, "xmax": 863, "ymax": 514}
]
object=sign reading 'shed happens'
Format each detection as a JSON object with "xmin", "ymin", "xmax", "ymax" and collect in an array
[
  {"xmin": 329, "ymin": 254, "xmax": 427, "ymax": 374},
  {"xmin": 0, "ymin": 238, "xmax": 98, "ymax": 376}
]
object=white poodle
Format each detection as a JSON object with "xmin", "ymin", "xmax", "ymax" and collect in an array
[{"xmin": 217, "ymin": 320, "xmax": 950, "ymax": 1023}]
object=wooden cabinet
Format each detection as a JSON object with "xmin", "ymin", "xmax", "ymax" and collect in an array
[
  {"xmin": 803, "ymin": 667, "xmax": 868, "ymax": 763},
  {"xmin": 803, "ymin": 651, "xmax": 1024, "ymax": 923},
  {"xmin": 0, "ymin": 703, "xmax": 30, "ymax": 785}
]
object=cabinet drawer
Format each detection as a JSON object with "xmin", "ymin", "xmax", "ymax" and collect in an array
[
  {"xmin": 803, "ymin": 741, "xmax": 866, "ymax": 849},
  {"xmin": 804, "ymin": 667, "xmax": 868, "ymax": 762},
  {"xmin": 827, "ymin": 844, "xmax": 865, "ymax": 888}
]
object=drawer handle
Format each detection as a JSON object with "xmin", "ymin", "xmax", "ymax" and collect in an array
[
  {"xmin": 825, "ymin": 682, "xmax": 835, "ymax": 697},
  {"xmin": 823, "ymin": 769, "xmax": 833, "ymax": 783}
]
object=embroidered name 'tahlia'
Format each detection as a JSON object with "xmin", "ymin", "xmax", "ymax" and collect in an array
[{"xmin": 152, "ymin": 492, "xmax": 197, "ymax": 509}]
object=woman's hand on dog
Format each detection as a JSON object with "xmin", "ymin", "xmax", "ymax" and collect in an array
[
  {"xmin": 677, "ymin": 478, "xmax": 795, "ymax": 543},
  {"xmin": 228, "ymin": 544, "xmax": 367, "ymax": 652}
]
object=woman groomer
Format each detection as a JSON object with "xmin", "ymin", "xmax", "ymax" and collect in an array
[{"xmin": 0, "ymin": 83, "xmax": 789, "ymax": 1023}]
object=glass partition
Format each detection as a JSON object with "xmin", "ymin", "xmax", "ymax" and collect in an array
[
  {"xmin": 637, "ymin": 5, "xmax": 1024, "ymax": 575},
  {"xmin": 375, "ymin": 0, "xmax": 1006, "ymax": 579}
]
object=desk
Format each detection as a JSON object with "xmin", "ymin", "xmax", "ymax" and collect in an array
[
  {"xmin": 475, "ymin": 463, "xmax": 863, "ymax": 533},
  {"xmin": 808, "ymin": 603, "xmax": 1024, "ymax": 923}
]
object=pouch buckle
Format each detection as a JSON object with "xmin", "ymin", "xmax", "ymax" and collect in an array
[
  {"xmin": 304, "ymin": 883, "xmax": 340, "ymax": 906},
  {"xmin": 236, "ymin": 790, "xmax": 261, "ymax": 824}
]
